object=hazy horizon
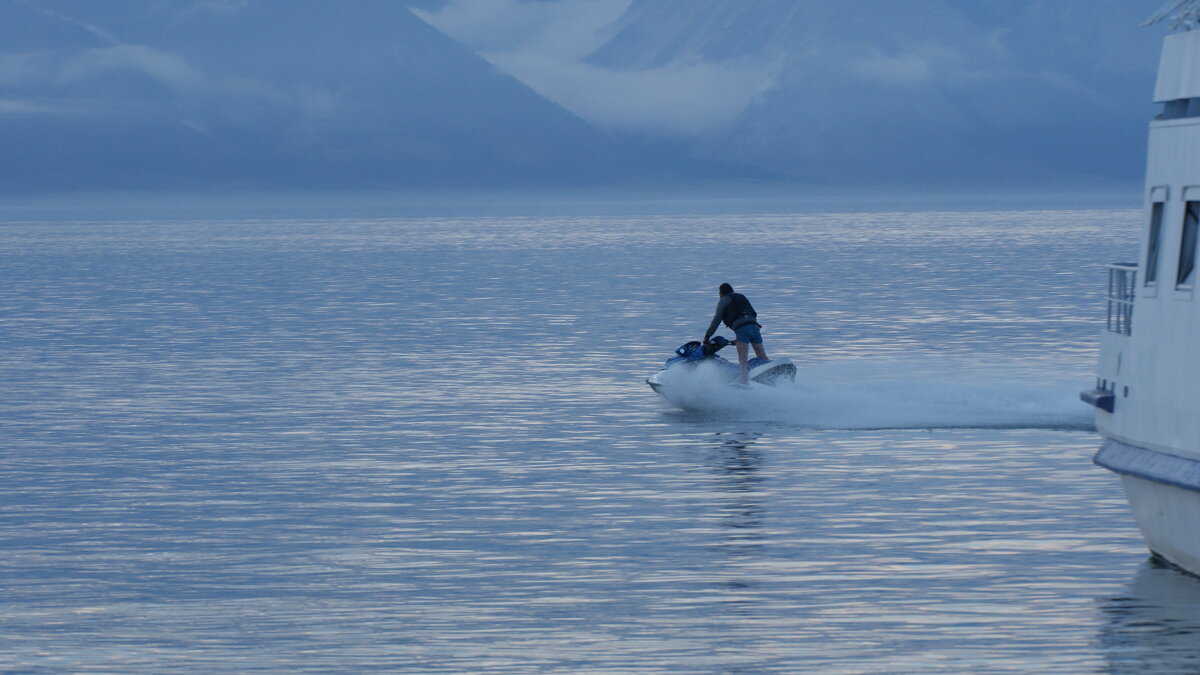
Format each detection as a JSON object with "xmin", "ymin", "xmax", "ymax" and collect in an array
[{"xmin": 0, "ymin": 180, "xmax": 1147, "ymax": 222}]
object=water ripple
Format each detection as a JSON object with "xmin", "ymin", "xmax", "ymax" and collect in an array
[{"xmin": 3, "ymin": 211, "xmax": 1183, "ymax": 673}]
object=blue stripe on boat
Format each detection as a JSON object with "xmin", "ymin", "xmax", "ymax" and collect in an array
[{"xmin": 1095, "ymin": 438, "xmax": 1200, "ymax": 494}]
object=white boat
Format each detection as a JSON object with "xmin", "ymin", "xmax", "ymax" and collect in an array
[{"xmin": 1084, "ymin": 3, "xmax": 1200, "ymax": 576}]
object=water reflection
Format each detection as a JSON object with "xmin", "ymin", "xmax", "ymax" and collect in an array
[
  {"xmin": 1099, "ymin": 557, "xmax": 1200, "ymax": 674},
  {"xmin": 710, "ymin": 432, "xmax": 765, "ymax": 489},
  {"xmin": 702, "ymin": 432, "xmax": 766, "ymax": 560},
  {"xmin": 702, "ymin": 431, "xmax": 767, "ymax": 623}
]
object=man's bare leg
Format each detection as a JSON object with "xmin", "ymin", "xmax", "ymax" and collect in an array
[
  {"xmin": 736, "ymin": 341, "xmax": 750, "ymax": 384},
  {"xmin": 752, "ymin": 342, "xmax": 768, "ymax": 360}
]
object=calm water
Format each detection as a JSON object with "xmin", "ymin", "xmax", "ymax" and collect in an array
[{"xmin": 4, "ymin": 209, "xmax": 1199, "ymax": 673}]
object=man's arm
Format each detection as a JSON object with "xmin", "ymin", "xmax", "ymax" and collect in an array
[{"xmin": 704, "ymin": 296, "xmax": 730, "ymax": 341}]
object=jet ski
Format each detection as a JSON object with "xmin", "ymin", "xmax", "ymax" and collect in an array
[{"xmin": 646, "ymin": 335, "xmax": 796, "ymax": 395}]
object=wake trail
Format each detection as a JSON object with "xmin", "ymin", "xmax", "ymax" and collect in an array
[{"xmin": 655, "ymin": 358, "xmax": 1095, "ymax": 431}]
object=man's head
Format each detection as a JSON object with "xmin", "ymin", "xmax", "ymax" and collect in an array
[{"xmin": 718, "ymin": 283, "xmax": 734, "ymax": 297}]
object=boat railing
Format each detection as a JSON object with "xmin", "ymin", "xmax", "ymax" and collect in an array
[{"xmin": 1106, "ymin": 263, "xmax": 1137, "ymax": 335}]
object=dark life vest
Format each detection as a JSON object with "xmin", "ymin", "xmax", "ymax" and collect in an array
[{"xmin": 722, "ymin": 292, "xmax": 758, "ymax": 329}]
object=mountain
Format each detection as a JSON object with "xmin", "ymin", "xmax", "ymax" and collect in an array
[
  {"xmin": 3, "ymin": 0, "xmax": 1168, "ymax": 193},
  {"xmin": 585, "ymin": 0, "xmax": 1161, "ymax": 186},
  {"xmin": 0, "ymin": 0, "xmax": 638, "ymax": 191}
]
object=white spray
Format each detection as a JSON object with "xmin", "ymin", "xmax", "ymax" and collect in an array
[{"xmin": 654, "ymin": 357, "xmax": 1094, "ymax": 430}]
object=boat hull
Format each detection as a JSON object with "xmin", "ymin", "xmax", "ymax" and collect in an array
[{"xmin": 1095, "ymin": 438, "xmax": 1200, "ymax": 576}]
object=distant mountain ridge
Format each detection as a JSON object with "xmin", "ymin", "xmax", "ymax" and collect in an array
[
  {"xmin": 0, "ymin": 0, "xmax": 1168, "ymax": 193},
  {"xmin": 0, "ymin": 0, "xmax": 642, "ymax": 191},
  {"xmin": 582, "ymin": 0, "xmax": 1161, "ymax": 186}
]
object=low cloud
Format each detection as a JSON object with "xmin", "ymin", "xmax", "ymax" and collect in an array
[
  {"xmin": 0, "ymin": 98, "xmax": 66, "ymax": 115},
  {"xmin": 0, "ymin": 53, "xmax": 54, "ymax": 86},
  {"xmin": 414, "ymin": 0, "xmax": 770, "ymax": 138},
  {"xmin": 0, "ymin": 47, "xmax": 204, "ymax": 91},
  {"xmin": 850, "ymin": 52, "xmax": 935, "ymax": 87},
  {"xmin": 487, "ymin": 52, "xmax": 773, "ymax": 137},
  {"xmin": 58, "ymin": 45, "xmax": 207, "ymax": 90},
  {"xmin": 15, "ymin": 0, "xmax": 122, "ymax": 45},
  {"xmin": 413, "ymin": 0, "xmax": 630, "ymax": 58}
]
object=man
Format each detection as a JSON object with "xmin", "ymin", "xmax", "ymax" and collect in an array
[{"xmin": 703, "ymin": 283, "xmax": 769, "ymax": 384}]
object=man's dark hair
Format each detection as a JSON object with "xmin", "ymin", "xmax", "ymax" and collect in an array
[{"xmin": 719, "ymin": 283, "xmax": 734, "ymax": 296}]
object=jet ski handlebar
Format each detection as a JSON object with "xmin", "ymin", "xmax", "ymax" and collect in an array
[
  {"xmin": 704, "ymin": 335, "xmax": 732, "ymax": 350},
  {"xmin": 671, "ymin": 335, "xmax": 732, "ymax": 358}
]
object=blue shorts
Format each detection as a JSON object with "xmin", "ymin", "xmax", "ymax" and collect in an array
[{"xmin": 734, "ymin": 323, "xmax": 762, "ymax": 344}]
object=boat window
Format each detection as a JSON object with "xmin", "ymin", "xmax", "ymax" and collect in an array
[
  {"xmin": 1177, "ymin": 202, "xmax": 1200, "ymax": 287},
  {"xmin": 1146, "ymin": 202, "xmax": 1164, "ymax": 284},
  {"xmin": 1158, "ymin": 98, "xmax": 1200, "ymax": 120},
  {"xmin": 1162, "ymin": 100, "xmax": 1187, "ymax": 119}
]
